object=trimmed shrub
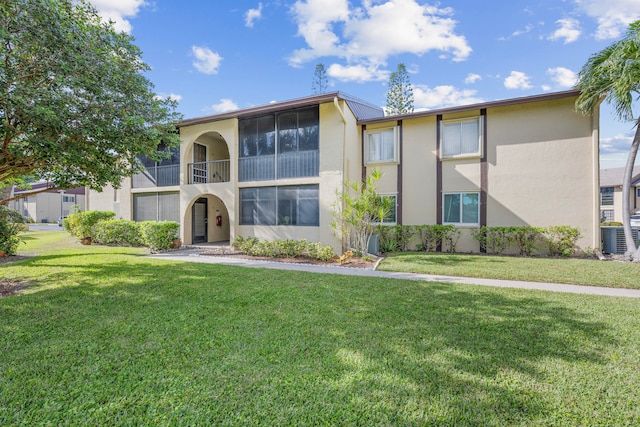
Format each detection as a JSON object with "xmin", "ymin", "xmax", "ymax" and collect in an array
[
  {"xmin": 545, "ymin": 226, "xmax": 581, "ymax": 257},
  {"xmin": 0, "ymin": 205, "xmax": 25, "ymax": 256},
  {"xmin": 306, "ymin": 242, "xmax": 335, "ymax": 262},
  {"xmin": 274, "ymin": 239, "xmax": 307, "ymax": 258},
  {"xmin": 415, "ymin": 224, "xmax": 457, "ymax": 252},
  {"xmin": 513, "ymin": 226, "xmax": 545, "ymax": 256},
  {"xmin": 65, "ymin": 210, "xmax": 115, "ymax": 240},
  {"xmin": 472, "ymin": 226, "xmax": 515, "ymax": 255},
  {"xmin": 93, "ymin": 219, "xmax": 143, "ymax": 246},
  {"xmin": 233, "ymin": 236, "xmax": 336, "ymax": 262},
  {"xmin": 139, "ymin": 221, "xmax": 180, "ymax": 252}
]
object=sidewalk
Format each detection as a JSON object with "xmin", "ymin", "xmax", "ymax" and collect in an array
[{"xmin": 149, "ymin": 249, "xmax": 640, "ymax": 299}]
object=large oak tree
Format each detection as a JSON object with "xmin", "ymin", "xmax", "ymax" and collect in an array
[
  {"xmin": 575, "ymin": 20, "xmax": 640, "ymax": 260},
  {"xmin": 0, "ymin": 0, "xmax": 181, "ymax": 203}
]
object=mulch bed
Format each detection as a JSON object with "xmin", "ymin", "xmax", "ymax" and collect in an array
[{"xmin": 200, "ymin": 249, "xmax": 378, "ymax": 269}]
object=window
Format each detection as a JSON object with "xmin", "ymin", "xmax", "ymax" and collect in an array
[
  {"xmin": 240, "ymin": 185, "xmax": 319, "ymax": 226},
  {"xmin": 373, "ymin": 195, "xmax": 397, "ymax": 224},
  {"xmin": 600, "ymin": 187, "xmax": 614, "ymax": 206},
  {"xmin": 63, "ymin": 195, "xmax": 75, "ymax": 203},
  {"xmin": 365, "ymin": 128, "xmax": 398, "ymax": 164},
  {"xmin": 239, "ymin": 187, "xmax": 276, "ymax": 225},
  {"xmin": 441, "ymin": 117, "xmax": 481, "ymax": 158},
  {"xmin": 133, "ymin": 144, "xmax": 180, "ymax": 188},
  {"xmin": 636, "ymin": 188, "xmax": 640, "ymax": 198},
  {"xmin": 443, "ymin": 192, "xmax": 479, "ymax": 225},
  {"xmin": 239, "ymin": 106, "xmax": 319, "ymax": 182},
  {"xmin": 133, "ymin": 192, "xmax": 180, "ymax": 222},
  {"xmin": 601, "ymin": 210, "xmax": 614, "ymax": 222}
]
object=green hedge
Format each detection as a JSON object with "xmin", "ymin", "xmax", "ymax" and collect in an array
[
  {"xmin": 93, "ymin": 219, "xmax": 144, "ymax": 246},
  {"xmin": 63, "ymin": 212, "xmax": 179, "ymax": 252},
  {"xmin": 233, "ymin": 236, "xmax": 335, "ymax": 262},
  {"xmin": 0, "ymin": 205, "xmax": 25, "ymax": 256},
  {"xmin": 139, "ymin": 221, "xmax": 180, "ymax": 252},
  {"xmin": 374, "ymin": 224, "xmax": 581, "ymax": 256},
  {"xmin": 64, "ymin": 210, "xmax": 115, "ymax": 239}
]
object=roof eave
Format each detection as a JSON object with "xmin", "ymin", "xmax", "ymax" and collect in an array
[
  {"xmin": 178, "ymin": 92, "xmax": 383, "ymax": 127},
  {"xmin": 358, "ymin": 89, "xmax": 583, "ymax": 125}
]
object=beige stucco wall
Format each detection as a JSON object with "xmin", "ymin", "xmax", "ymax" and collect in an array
[
  {"xmin": 485, "ymin": 97, "xmax": 598, "ymax": 249},
  {"xmin": 176, "ymin": 99, "xmax": 358, "ymax": 252},
  {"xmin": 89, "ymin": 185, "xmax": 122, "ymax": 218},
  {"xmin": 362, "ymin": 95, "xmax": 599, "ymax": 252},
  {"xmin": 401, "ymin": 117, "xmax": 438, "ymax": 226}
]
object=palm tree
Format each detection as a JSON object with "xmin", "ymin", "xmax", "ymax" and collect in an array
[{"xmin": 575, "ymin": 20, "xmax": 640, "ymax": 260}]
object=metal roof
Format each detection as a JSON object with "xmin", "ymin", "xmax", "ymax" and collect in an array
[{"xmin": 178, "ymin": 92, "xmax": 384, "ymax": 127}]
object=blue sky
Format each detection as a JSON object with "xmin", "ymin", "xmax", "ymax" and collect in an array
[{"xmin": 89, "ymin": 0, "xmax": 640, "ymax": 169}]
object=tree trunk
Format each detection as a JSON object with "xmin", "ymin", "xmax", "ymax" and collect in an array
[
  {"xmin": 0, "ymin": 186, "xmax": 12, "ymax": 205},
  {"xmin": 623, "ymin": 125, "xmax": 640, "ymax": 260}
]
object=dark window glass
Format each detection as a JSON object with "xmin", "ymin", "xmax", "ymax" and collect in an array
[
  {"xmin": 600, "ymin": 187, "xmax": 614, "ymax": 206},
  {"xmin": 240, "ymin": 185, "xmax": 318, "ymax": 226}
]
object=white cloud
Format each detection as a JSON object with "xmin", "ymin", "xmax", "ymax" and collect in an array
[
  {"xmin": 504, "ymin": 71, "xmax": 532, "ymax": 90},
  {"xmin": 464, "ymin": 73, "xmax": 481, "ymax": 84},
  {"xmin": 327, "ymin": 63, "xmax": 388, "ymax": 82},
  {"xmin": 211, "ymin": 99, "xmax": 239, "ymax": 113},
  {"xmin": 600, "ymin": 133, "xmax": 634, "ymax": 168},
  {"xmin": 289, "ymin": 0, "xmax": 471, "ymax": 80},
  {"xmin": 548, "ymin": 18, "xmax": 581, "ymax": 43},
  {"xmin": 573, "ymin": 0, "xmax": 640, "ymax": 39},
  {"xmin": 413, "ymin": 85, "xmax": 483, "ymax": 110},
  {"xmin": 155, "ymin": 93, "xmax": 183, "ymax": 102},
  {"xmin": 192, "ymin": 46, "xmax": 222, "ymax": 75},
  {"xmin": 245, "ymin": 3, "xmax": 263, "ymax": 28},
  {"xmin": 88, "ymin": 0, "xmax": 147, "ymax": 33},
  {"xmin": 547, "ymin": 67, "xmax": 577, "ymax": 88}
]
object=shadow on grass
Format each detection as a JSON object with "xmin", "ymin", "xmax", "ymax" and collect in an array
[
  {"xmin": 387, "ymin": 251, "xmax": 509, "ymax": 266},
  {"xmin": 0, "ymin": 260, "xmax": 622, "ymax": 425}
]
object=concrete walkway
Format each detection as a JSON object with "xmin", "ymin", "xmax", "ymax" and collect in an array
[{"xmin": 149, "ymin": 249, "xmax": 640, "ymax": 299}]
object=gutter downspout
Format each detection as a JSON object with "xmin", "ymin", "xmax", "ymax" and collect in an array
[
  {"xmin": 334, "ymin": 97, "xmax": 348, "ymax": 252},
  {"xmin": 592, "ymin": 107, "xmax": 600, "ymax": 251}
]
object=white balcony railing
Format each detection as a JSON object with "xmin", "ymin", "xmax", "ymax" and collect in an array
[{"xmin": 188, "ymin": 159, "xmax": 231, "ymax": 184}]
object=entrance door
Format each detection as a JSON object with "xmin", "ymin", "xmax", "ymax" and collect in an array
[
  {"xmin": 192, "ymin": 198, "xmax": 208, "ymax": 243},
  {"xmin": 193, "ymin": 143, "xmax": 208, "ymax": 183}
]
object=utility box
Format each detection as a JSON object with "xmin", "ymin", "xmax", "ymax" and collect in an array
[
  {"xmin": 601, "ymin": 227, "xmax": 639, "ymax": 254},
  {"xmin": 367, "ymin": 234, "xmax": 379, "ymax": 255}
]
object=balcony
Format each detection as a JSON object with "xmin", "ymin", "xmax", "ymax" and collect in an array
[
  {"xmin": 132, "ymin": 164, "xmax": 180, "ymax": 188},
  {"xmin": 188, "ymin": 159, "xmax": 231, "ymax": 184}
]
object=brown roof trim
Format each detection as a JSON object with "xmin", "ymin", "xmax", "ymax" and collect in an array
[
  {"xmin": 358, "ymin": 89, "xmax": 582, "ymax": 125},
  {"xmin": 178, "ymin": 92, "xmax": 382, "ymax": 127}
]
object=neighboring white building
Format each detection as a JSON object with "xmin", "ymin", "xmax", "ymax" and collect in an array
[{"xmin": 10, "ymin": 182, "xmax": 85, "ymax": 223}]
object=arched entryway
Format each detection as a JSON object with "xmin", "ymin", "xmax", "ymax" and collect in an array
[
  {"xmin": 185, "ymin": 132, "xmax": 230, "ymax": 185},
  {"xmin": 187, "ymin": 194, "xmax": 230, "ymax": 244}
]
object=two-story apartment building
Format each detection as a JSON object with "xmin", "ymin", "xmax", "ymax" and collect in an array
[
  {"xmin": 599, "ymin": 166, "xmax": 640, "ymax": 222},
  {"xmin": 87, "ymin": 89, "xmax": 600, "ymax": 253}
]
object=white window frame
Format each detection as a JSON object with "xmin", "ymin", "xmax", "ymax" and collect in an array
[
  {"xmin": 365, "ymin": 127, "xmax": 399, "ymax": 165},
  {"xmin": 443, "ymin": 192, "xmax": 480, "ymax": 226},
  {"xmin": 375, "ymin": 194, "xmax": 397, "ymax": 225},
  {"xmin": 440, "ymin": 117, "xmax": 482, "ymax": 159}
]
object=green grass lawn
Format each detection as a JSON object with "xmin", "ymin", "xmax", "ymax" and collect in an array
[
  {"xmin": 1, "ymin": 231, "xmax": 639, "ymax": 425},
  {"xmin": 378, "ymin": 252, "xmax": 640, "ymax": 288}
]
